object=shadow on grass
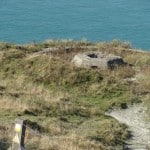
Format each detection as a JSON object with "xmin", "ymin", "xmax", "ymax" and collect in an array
[{"xmin": 0, "ymin": 138, "xmax": 11, "ymax": 150}]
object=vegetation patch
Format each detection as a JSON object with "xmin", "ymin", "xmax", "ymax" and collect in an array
[{"xmin": 0, "ymin": 40, "xmax": 149, "ymax": 149}]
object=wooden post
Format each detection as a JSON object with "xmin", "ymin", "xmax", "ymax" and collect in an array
[{"xmin": 11, "ymin": 119, "xmax": 26, "ymax": 150}]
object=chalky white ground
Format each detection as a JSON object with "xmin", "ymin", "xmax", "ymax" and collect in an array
[{"xmin": 105, "ymin": 104, "xmax": 150, "ymax": 149}]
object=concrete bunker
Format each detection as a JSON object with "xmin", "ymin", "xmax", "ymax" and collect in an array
[{"xmin": 72, "ymin": 52, "xmax": 126, "ymax": 70}]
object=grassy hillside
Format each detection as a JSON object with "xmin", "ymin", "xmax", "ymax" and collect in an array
[{"xmin": 0, "ymin": 40, "xmax": 149, "ymax": 150}]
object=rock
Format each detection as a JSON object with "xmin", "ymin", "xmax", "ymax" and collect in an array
[
  {"xmin": 124, "ymin": 77, "xmax": 138, "ymax": 84},
  {"xmin": 72, "ymin": 52, "xmax": 125, "ymax": 70},
  {"xmin": 120, "ymin": 103, "xmax": 128, "ymax": 109}
]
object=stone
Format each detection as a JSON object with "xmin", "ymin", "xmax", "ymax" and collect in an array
[
  {"xmin": 120, "ymin": 103, "xmax": 128, "ymax": 109},
  {"xmin": 72, "ymin": 52, "xmax": 125, "ymax": 70}
]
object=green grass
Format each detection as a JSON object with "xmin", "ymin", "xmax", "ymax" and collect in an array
[{"xmin": 0, "ymin": 40, "xmax": 149, "ymax": 149}]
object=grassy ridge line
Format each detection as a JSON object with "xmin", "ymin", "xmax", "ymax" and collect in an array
[{"xmin": 0, "ymin": 40, "xmax": 149, "ymax": 150}]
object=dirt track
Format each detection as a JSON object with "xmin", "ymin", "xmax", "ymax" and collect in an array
[{"xmin": 105, "ymin": 104, "xmax": 150, "ymax": 150}]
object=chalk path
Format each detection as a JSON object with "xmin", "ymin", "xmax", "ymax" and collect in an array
[{"xmin": 105, "ymin": 104, "xmax": 150, "ymax": 150}]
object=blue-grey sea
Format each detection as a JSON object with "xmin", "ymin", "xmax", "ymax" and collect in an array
[{"xmin": 0, "ymin": 0, "xmax": 150, "ymax": 50}]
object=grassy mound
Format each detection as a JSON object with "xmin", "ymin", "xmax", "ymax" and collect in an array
[{"xmin": 0, "ymin": 40, "xmax": 149, "ymax": 149}]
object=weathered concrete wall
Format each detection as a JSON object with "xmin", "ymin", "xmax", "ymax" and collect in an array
[{"xmin": 72, "ymin": 52, "xmax": 125, "ymax": 69}]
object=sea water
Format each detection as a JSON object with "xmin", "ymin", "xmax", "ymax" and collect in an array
[{"xmin": 0, "ymin": 0, "xmax": 150, "ymax": 50}]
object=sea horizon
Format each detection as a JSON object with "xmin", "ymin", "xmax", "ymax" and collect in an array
[{"xmin": 0, "ymin": 0, "xmax": 150, "ymax": 51}]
